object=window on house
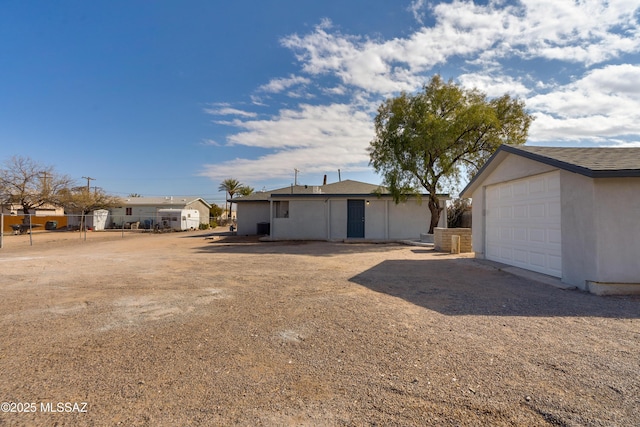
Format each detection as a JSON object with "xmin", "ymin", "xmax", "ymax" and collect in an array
[
  {"xmin": 274, "ymin": 201, "xmax": 289, "ymax": 218},
  {"xmin": 126, "ymin": 207, "xmax": 132, "ymax": 216}
]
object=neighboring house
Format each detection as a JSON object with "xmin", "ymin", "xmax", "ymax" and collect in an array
[
  {"xmin": 0, "ymin": 203, "xmax": 64, "ymax": 216},
  {"xmin": 1, "ymin": 203, "xmax": 68, "ymax": 232},
  {"xmin": 233, "ymin": 179, "xmax": 448, "ymax": 241},
  {"xmin": 109, "ymin": 196, "xmax": 212, "ymax": 228},
  {"xmin": 461, "ymin": 144, "xmax": 640, "ymax": 295}
]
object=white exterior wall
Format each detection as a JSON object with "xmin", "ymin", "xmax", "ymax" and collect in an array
[
  {"xmin": 236, "ymin": 202, "xmax": 270, "ymax": 235},
  {"xmin": 592, "ymin": 178, "xmax": 640, "ymax": 283},
  {"xmin": 365, "ymin": 199, "xmax": 387, "ymax": 239},
  {"xmin": 268, "ymin": 197, "xmax": 441, "ymax": 240},
  {"xmin": 559, "ymin": 171, "xmax": 597, "ymax": 289},
  {"xmin": 388, "ymin": 199, "xmax": 432, "ymax": 239},
  {"xmin": 329, "ymin": 200, "xmax": 347, "ymax": 240},
  {"xmin": 272, "ymin": 199, "xmax": 327, "ymax": 240},
  {"xmin": 110, "ymin": 206, "xmax": 162, "ymax": 227}
]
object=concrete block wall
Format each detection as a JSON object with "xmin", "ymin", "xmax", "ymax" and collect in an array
[{"xmin": 434, "ymin": 227, "xmax": 472, "ymax": 253}]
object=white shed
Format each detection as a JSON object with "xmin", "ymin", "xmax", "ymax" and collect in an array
[
  {"xmin": 461, "ymin": 144, "xmax": 640, "ymax": 295},
  {"xmin": 92, "ymin": 209, "xmax": 109, "ymax": 231}
]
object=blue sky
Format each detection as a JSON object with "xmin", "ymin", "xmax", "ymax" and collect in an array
[{"xmin": 1, "ymin": 1, "xmax": 639, "ymax": 206}]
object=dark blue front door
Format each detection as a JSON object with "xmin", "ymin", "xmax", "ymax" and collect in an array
[{"xmin": 347, "ymin": 199, "xmax": 365, "ymax": 238}]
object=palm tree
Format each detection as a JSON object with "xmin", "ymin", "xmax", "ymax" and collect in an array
[
  {"xmin": 238, "ymin": 186, "xmax": 254, "ymax": 197},
  {"xmin": 218, "ymin": 178, "xmax": 242, "ymax": 222}
]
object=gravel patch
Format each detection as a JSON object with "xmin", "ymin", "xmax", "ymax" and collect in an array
[{"xmin": 0, "ymin": 229, "xmax": 638, "ymax": 426}]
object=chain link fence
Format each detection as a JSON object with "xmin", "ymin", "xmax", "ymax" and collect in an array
[{"xmin": 0, "ymin": 212, "xmax": 212, "ymax": 249}]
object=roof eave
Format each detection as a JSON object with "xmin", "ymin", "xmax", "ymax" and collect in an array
[
  {"xmin": 269, "ymin": 193, "xmax": 450, "ymax": 199},
  {"xmin": 460, "ymin": 147, "xmax": 510, "ymax": 198},
  {"xmin": 460, "ymin": 144, "xmax": 640, "ymax": 198}
]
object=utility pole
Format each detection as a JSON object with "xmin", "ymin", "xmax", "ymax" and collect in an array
[
  {"xmin": 39, "ymin": 171, "xmax": 50, "ymax": 191},
  {"xmin": 82, "ymin": 176, "xmax": 95, "ymax": 192}
]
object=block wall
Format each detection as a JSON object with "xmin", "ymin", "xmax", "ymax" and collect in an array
[{"xmin": 434, "ymin": 227, "xmax": 472, "ymax": 253}]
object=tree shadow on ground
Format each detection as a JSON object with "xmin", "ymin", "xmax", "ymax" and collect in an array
[{"xmin": 349, "ymin": 259, "xmax": 640, "ymax": 318}]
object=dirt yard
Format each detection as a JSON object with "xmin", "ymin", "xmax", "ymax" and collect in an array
[{"xmin": 0, "ymin": 229, "xmax": 638, "ymax": 426}]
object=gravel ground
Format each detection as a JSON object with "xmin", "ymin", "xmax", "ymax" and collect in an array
[{"xmin": 0, "ymin": 229, "xmax": 638, "ymax": 426}]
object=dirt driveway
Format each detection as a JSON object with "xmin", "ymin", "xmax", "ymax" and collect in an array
[{"xmin": 0, "ymin": 229, "xmax": 638, "ymax": 426}]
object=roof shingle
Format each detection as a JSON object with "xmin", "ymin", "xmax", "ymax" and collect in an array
[{"xmin": 515, "ymin": 146, "xmax": 640, "ymax": 173}]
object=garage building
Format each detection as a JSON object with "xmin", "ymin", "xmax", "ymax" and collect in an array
[{"xmin": 461, "ymin": 144, "xmax": 640, "ymax": 295}]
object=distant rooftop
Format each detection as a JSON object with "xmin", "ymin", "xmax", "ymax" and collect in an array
[
  {"xmin": 233, "ymin": 180, "xmax": 385, "ymax": 202},
  {"xmin": 121, "ymin": 196, "xmax": 212, "ymax": 208},
  {"xmin": 234, "ymin": 179, "xmax": 449, "ymax": 202}
]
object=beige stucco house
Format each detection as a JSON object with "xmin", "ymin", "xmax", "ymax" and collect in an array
[
  {"xmin": 0, "ymin": 203, "xmax": 65, "ymax": 216},
  {"xmin": 461, "ymin": 144, "xmax": 640, "ymax": 295},
  {"xmin": 233, "ymin": 179, "xmax": 448, "ymax": 241}
]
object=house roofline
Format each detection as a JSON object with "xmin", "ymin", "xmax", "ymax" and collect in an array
[
  {"xmin": 460, "ymin": 144, "xmax": 640, "ymax": 198},
  {"xmin": 233, "ymin": 193, "xmax": 450, "ymax": 202},
  {"xmin": 500, "ymin": 145, "xmax": 640, "ymax": 178}
]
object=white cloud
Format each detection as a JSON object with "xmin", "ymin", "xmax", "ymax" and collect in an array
[
  {"xmin": 258, "ymin": 74, "xmax": 311, "ymax": 93},
  {"xmin": 225, "ymin": 103, "xmax": 372, "ymax": 149},
  {"xmin": 280, "ymin": 1, "xmax": 639, "ymax": 97},
  {"xmin": 200, "ymin": 139, "xmax": 220, "ymax": 146},
  {"xmin": 203, "ymin": 1, "xmax": 640, "ymax": 184},
  {"xmin": 408, "ymin": 0, "xmax": 428, "ymax": 24},
  {"xmin": 528, "ymin": 64, "xmax": 640, "ymax": 142},
  {"xmin": 204, "ymin": 106, "xmax": 257, "ymax": 118},
  {"xmin": 200, "ymin": 144, "xmax": 371, "ymax": 183},
  {"xmin": 457, "ymin": 73, "xmax": 531, "ymax": 97},
  {"xmin": 199, "ymin": 102, "xmax": 374, "ymax": 182}
]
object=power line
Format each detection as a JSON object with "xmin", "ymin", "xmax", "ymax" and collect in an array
[{"xmin": 81, "ymin": 176, "xmax": 95, "ymax": 192}]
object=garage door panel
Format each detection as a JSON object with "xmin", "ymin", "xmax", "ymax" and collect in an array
[
  {"xmin": 529, "ymin": 252, "xmax": 547, "ymax": 268},
  {"xmin": 513, "ymin": 182, "xmax": 528, "ymax": 196},
  {"xmin": 549, "ymin": 228, "xmax": 562, "ymax": 245},
  {"xmin": 499, "ymin": 247, "xmax": 513, "ymax": 260},
  {"xmin": 530, "ymin": 203, "xmax": 547, "ymax": 218},
  {"xmin": 500, "ymin": 227, "xmax": 512, "ymax": 240},
  {"xmin": 513, "ymin": 248, "xmax": 528, "ymax": 263},
  {"xmin": 514, "ymin": 205, "xmax": 527, "ymax": 218},
  {"xmin": 486, "ymin": 244, "xmax": 500, "ymax": 258},
  {"xmin": 500, "ymin": 186, "xmax": 512, "ymax": 199},
  {"xmin": 513, "ymin": 228, "xmax": 527, "ymax": 240},
  {"xmin": 500, "ymin": 206, "xmax": 512, "ymax": 219},
  {"xmin": 486, "ymin": 171, "xmax": 561, "ymax": 278},
  {"xmin": 529, "ymin": 177, "xmax": 546, "ymax": 193}
]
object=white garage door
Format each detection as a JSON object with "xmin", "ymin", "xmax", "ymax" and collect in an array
[{"xmin": 485, "ymin": 171, "xmax": 562, "ymax": 277}]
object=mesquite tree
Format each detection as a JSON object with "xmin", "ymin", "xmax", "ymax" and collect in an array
[
  {"xmin": 369, "ymin": 75, "xmax": 533, "ymax": 233},
  {"xmin": 0, "ymin": 155, "xmax": 73, "ymax": 223}
]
